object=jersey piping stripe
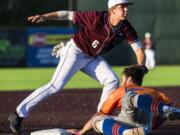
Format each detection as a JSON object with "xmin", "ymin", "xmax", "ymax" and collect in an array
[
  {"xmin": 51, "ymin": 43, "xmax": 72, "ymax": 86},
  {"xmin": 20, "ymin": 44, "xmax": 71, "ymax": 111},
  {"xmin": 96, "ymin": 14, "xmax": 110, "ymax": 55},
  {"xmin": 20, "ymin": 83, "xmax": 51, "ymax": 114}
]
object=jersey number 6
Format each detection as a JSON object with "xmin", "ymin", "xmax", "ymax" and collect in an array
[{"xmin": 92, "ymin": 40, "xmax": 99, "ymax": 48}]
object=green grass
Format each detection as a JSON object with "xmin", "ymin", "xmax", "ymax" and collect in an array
[
  {"xmin": 143, "ymin": 65, "xmax": 180, "ymax": 86},
  {"xmin": 0, "ymin": 66, "xmax": 180, "ymax": 91}
]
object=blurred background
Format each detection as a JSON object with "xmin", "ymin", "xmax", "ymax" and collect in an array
[
  {"xmin": 0, "ymin": 0, "xmax": 180, "ymax": 67},
  {"xmin": 0, "ymin": 0, "xmax": 180, "ymax": 90}
]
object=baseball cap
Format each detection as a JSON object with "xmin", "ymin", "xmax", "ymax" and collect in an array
[
  {"xmin": 108, "ymin": 0, "xmax": 134, "ymax": 9},
  {"xmin": 145, "ymin": 32, "xmax": 151, "ymax": 38}
]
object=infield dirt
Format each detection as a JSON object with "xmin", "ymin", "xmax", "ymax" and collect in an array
[{"xmin": 0, "ymin": 87, "xmax": 180, "ymax": 135}]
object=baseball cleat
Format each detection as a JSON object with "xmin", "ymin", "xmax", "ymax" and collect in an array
[
  {"xmin": 8, "ymin": 112, "xmax": 23, "ymax": 133},
  {"xmin": 123, "ymin": 126, "xmax": 149, "ymax": 135},
  {"xmin": 164, "ymin": 106, "xmax": 180, "ymax": 121}
]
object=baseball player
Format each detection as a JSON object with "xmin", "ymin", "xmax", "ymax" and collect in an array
[
  {"xmin": 143, "ymin": 32, "xmax": 156, "ymax": 69},
  {"xmin": 8, "ymin": 0, "xmax": 146, "ymax": 133},
  {"xmin": 72, "ymin": 65, "xmax": 180, "ymax": 135}
]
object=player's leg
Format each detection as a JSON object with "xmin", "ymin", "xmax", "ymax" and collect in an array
[
  {"xmin": 81, "ymin": 56, "xmax": 119, "ymax": 111},
  {"xmin": 120, "ymin": 91, "xmax": 152, "ymax": 129},
  {"xmin": 16, "ymin": 40, "xmax": 91, "ymax": 117},
  {"xmin": 148, "ymin": 50, "xmax": 155, "ymax": 69},
  {"xmin": 123, "ymin": 126, "xmax": 149, "ymax": 135},
  {"xmin": 129, "ymin": 92, "xmax": 180, "ymax": 120},
  {"xmin": 144, "ymin": 49, "xmax": 151, "ymax": 69},
  {"xmin": 92, "ymin": 115, "xmax": 128, "ymax": 135},
  {"xmin": 8, "ymin": 39, "xmax": 93, "ymax": 133},
  {"xmin": 92, "ymin": 115, "xmax": 148, "ymax": 135}
]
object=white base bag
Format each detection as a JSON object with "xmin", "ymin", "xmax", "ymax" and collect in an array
[{"xmin": 31, "ymin": 128, "xmax": 73, "ymax": 135}]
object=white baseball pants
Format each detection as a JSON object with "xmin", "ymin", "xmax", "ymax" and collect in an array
[
  {"xmin": 145, "ymin": 49, "xmax": 155, "ymax": 69},
  {"xmin": 16, "ymin": 39, "xmax": 119, "ymax": 117}
]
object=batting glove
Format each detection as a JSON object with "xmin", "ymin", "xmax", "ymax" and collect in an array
[{"xmin": 51, "ymin": 42, "xmax": 65, "ymax": 58}]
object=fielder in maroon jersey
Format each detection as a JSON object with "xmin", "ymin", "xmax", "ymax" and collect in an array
[
  {"xmin": 8, "ymin": 0, "xmax": 146, "ymax": 133},
  {"xmin": 73, "ymin": 11, "xmax": 139, "ymax": 57}
]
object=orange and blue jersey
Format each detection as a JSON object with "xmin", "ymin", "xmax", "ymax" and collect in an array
[{"xmin": 100, "ymin": 85, "xmax": 172, "ymax": 115}]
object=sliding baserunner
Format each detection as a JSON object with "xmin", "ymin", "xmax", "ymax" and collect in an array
[{"xmin": 71, "ymin": 65, "xmax": 180, "ymax": 135}]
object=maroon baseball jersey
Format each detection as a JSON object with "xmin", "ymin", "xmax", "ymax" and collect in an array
[{"xmin": 72, "ymin": 11, "xmax": 139, "ymax": 57}]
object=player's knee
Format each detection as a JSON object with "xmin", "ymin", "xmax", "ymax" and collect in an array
[
  {"xmin": 44, "ymin": 83, "xmax": 60, "ymax": 94},
  {"xmin": 112, "ymin": 77, "xmax": 119, "ymax": 88},
  {"xmin": 103, "ymin": 76, "xmax": 119, "ymax": 89},
  {"xmin": 92, "ymin": 115, "xmax": 107, "ymax": 133}
]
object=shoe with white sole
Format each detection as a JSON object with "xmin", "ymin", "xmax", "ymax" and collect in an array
[
  {"xmin": 164, "ymin": 106, "xmax": 180, "ymax": 121},
  {"xmin": 123, "ymin": 126, "xmax": 149, "ymax": 135},
  {"xmin": 8, "ymin": 112, "xmax": 23, "ymax": 133}
]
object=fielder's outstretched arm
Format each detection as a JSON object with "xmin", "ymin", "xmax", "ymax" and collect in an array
[{"xmin": 27, "ymin": 11, "xmax": 74, "ymax": 23}]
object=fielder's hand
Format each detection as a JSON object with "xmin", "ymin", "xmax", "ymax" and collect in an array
[
  {"xmin": 28, "ymin": 15, "xmax": 46, "ymax": 23},
  {"xmin": 51, "ymin": 42, "xmax": 65, "ymax": 58}
]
